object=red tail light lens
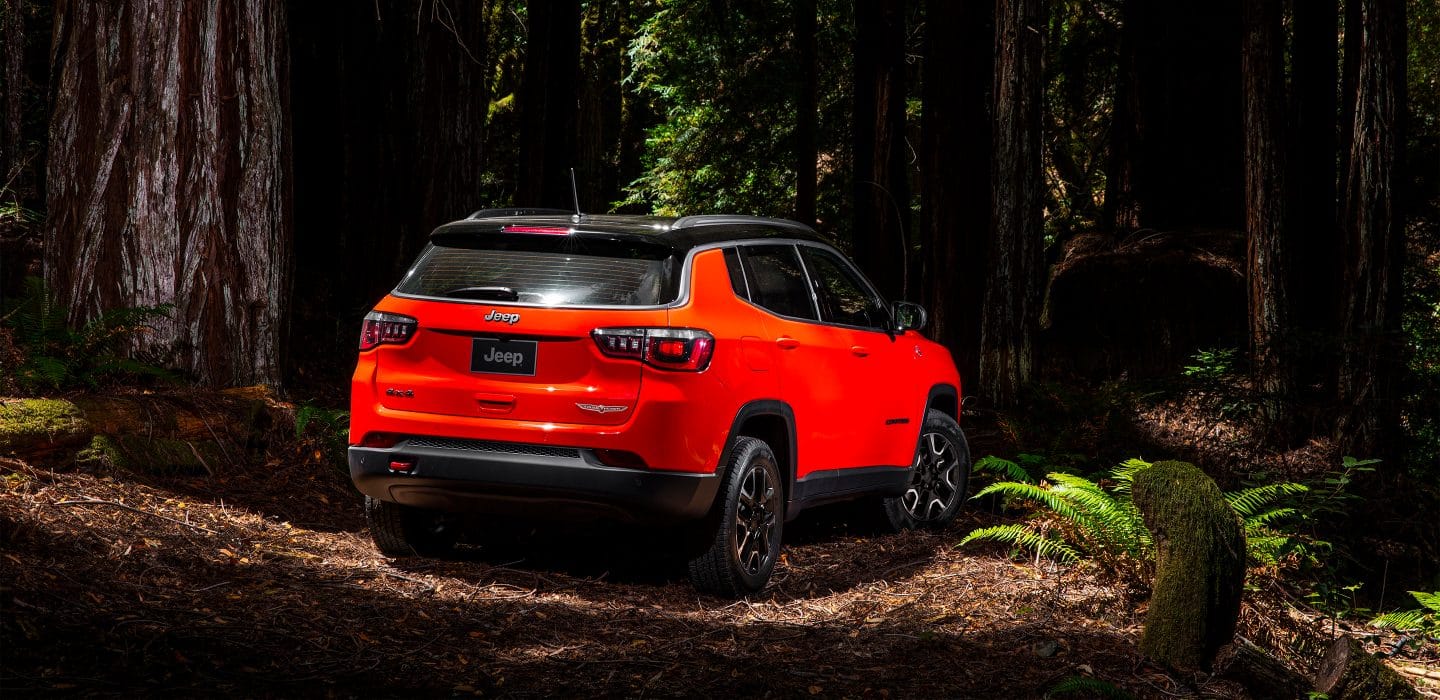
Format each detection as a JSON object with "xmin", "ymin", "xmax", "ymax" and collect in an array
[
  {"xmin": 359, "ymin": 311, "xmax": 417, "ymax": 351},
  {"xmin": 358, "ymin": 432, "xmax": 404, "ymax": 448},
  {"xmin": 592, "ymin": 328, "xmax": 715, "ymax": 371}
]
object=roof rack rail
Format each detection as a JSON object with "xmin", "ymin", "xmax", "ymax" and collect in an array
[
  {"xmin": 670, "ymin": 215, "xmax": 816, "ymax": 233},
  {"xmin": 468, "ymin": 207, "xmax": 573, "ymax": 219}
]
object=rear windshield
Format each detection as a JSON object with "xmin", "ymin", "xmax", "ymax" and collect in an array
[{"xmin": 395, "ymin": 234, "xmax": 679, "ymax": 307}]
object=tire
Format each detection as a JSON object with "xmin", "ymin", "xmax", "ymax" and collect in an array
[
  {"xmin": 883, "ymin": 410, "xmax": 971, "ymax": 531},
  {"xmin": 365, "ymin": 496, "xmax": 458, "ymax": 558},
  {"xmin": 688, "ymin": 437, "xmax": 784, "ymax": 597}
]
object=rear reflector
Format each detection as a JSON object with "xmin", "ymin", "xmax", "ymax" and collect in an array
[
  {"xmin": 388, "ymin": 459, "xmax": 416, "ymax": 472},
  {"xmin": 593, "ymin": 449, "xmax": 648, "ymax": 469},
  {"xmin": 359, "ymin": 432, "xmax": 404, "ymax": 448}
]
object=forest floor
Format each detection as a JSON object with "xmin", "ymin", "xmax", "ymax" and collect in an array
[{"xmin": 1, "ymin": 391, "xmax": 1436, "ymax": 698}]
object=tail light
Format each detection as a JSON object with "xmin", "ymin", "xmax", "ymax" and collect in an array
[
  {"xmin": 592, "ymin": 328, "xmax": 715, "ymax": 371},
  {"xmin": 358, "ymin": 432, "xmax": 404, "ymax": 448},
  {"xmin": 359, "ymin": 311, "xmax": 417, "ymax": 351}
]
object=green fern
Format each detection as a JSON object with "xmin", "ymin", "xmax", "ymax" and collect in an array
[
  {"xmin": 0, "ymin": 276, "xmax": 174, "ymax": 391},
  {"xmin": 958, "ymin": 525, "xmax": 1081, "ymax": 563},
  {"xmin": 974, "ymin": 455, "xmax": 1036, "ymax": 483},
  {"xmin": 961, "ymin": 457, "xmax": 1313, "ymax": 575},
  {"xmin": 1371, "ymin": 590, "xmax": 1440, "ymax": 637}
]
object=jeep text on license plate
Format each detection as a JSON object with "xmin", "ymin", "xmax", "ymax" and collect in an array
[{"xmin": 471, "ymin": 338, "xmax": 538, "ymax": 376}]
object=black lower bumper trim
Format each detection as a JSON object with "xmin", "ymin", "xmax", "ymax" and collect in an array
[{"xmin": 349, "ymin": 442, "xmax": 719, "ymax": 523}]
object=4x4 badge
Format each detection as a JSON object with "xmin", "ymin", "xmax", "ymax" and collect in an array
[{"xmin": 576, "ymin": 403, "xmax": 628, "ymax": 414}]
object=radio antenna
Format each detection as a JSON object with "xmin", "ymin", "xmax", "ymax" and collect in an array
[{"xmin": 569, "ymin": 168, "xmax": 585, "ymax": 223}]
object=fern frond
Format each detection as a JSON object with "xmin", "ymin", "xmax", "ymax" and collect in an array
[
  {"xmin": 959, "ymin": 525, "xmax": 1081, "ymax": 563},
  {"xmin": 974, "ymin": 455, "xmax": 1034, "ymax": 483},
  {"xmin": 1227, "ymin": 483, "xmax": 1309, "ymax": 516},
  {"xmin": 1410, "ymin": 590, "xmax": 1440, "ymax": 613},
  {"xmin": 1046, "ymin": 474, "xmax": 1148, "ymax": 556},
  {"xmin": 971, "ymin": 481, "xmax": 1098, "ymax": 530},
  {"xmin": 1243, "ymin": 507, "xmax": 1299, "ymax": 531},
  {"xmin": 1371, "ymin": 610, "xmax": 1429, "ymax": 631}
]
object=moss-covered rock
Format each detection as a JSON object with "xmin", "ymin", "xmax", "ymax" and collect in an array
[
  {"xmin": 100, "ymin": 435, "xmax": 227, "ymax": 475},
  {"xmin": 0, "ymin": 398, "xmax": 94, "ymax": 455},
  {"xmin": 1135, "ymin": 460, "xmax": 1246, "ymax": 672},
  {"xmin": 74, "ymin": 434, "xmax": 121, "ymax": 469}
]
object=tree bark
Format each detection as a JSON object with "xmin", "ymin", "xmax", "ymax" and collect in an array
[
  {"xmin": 1, "ymin": 2, "xmax": 21, "ymax": 170},
  {"xmin": 851, "ymin": 0, "xmax": 909, "ymax": 302},
  {"xmin": 794, "ymin": 0, "xmax": 817, "ymax": 228},
  {"xmin": 1211, "ymin": 637, "xmax": 1311, "ymax": 699},
  {"xmin": 45, "ymin": 0, "xmax": 292, "ymax": 388},
  {"xmin": 1135, "ymin": 461, "xmax": 1246, "ymax": 672},
  {"xmin": 981, "ymin": 0, "xmax": 1045, "ymax": 408},
  {"xmin": 921, "ymin": 0, "xmax": 992, "ymax": 388},
  {"xmin": 576, "ymin": 0, "xmax": 623, "ymax": 211},
  {"xmin": 518, "ymin": 0, "xmax": 581, "ymax": 209},
  {"xmin": 1242, "ymin": 0, "xmax": 1293, "ymax": 430},
  {"xmin": 1336, "ymin": 0, "xmax": 1406, "ymax": 456}
]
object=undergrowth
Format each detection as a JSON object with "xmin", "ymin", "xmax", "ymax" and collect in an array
[{"xmin": 0, "ymin": 277, "xmax": 175, "ymax": 392}]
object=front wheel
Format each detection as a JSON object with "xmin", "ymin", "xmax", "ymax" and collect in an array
[
  {"xmin": 688, "ymin": 437, "xmax": 784, "ymax": 597},
  {"xmin": 882, "ymin": 410, "xmax": 971, "ymax": 531}
]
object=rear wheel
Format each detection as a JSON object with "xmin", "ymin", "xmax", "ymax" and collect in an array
[
  {"xmin": 883, "ymin": 410, "xmax": 971, "ymax": 531},
  {"xmin": 688, "ymin": 437, "xmax": 784, "ymax": 596},
  {"xmin": 365, "ymin": 496, "xmax": 458, "ymax": 557}
]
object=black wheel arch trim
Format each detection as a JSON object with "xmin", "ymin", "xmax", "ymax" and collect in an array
[
  {"xmin": 717, "ymin": 399, "xmax": 798, "ymax": 501},
  {"xmin": 925, "ymin": 383, "xmax": 961, "ymax": 421}
]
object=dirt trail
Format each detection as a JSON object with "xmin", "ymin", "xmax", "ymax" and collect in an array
[{"xmin": 0, "ymin": 455, "xmax": 1177, "ymax": 698}]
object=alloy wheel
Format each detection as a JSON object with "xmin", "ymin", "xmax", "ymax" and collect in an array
[
  {"xmin": 902, "ymin": 432, "xmax": 960, "ymax": 521},
  {"xmin": 733, "ymin": 464, "xmax": 778, "ymax": 575}
]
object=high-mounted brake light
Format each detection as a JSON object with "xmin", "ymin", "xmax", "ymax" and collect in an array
[
  {"xmin": 592, "ymin": 328, "xmax": 715, "ymax": 371},
  {"xmin": 359, "ymin": 311, "xmax": 417, "ymax": 351},
  {"xmin": 501, "ymin": 225, "xmax": 573, "ymax": 235}
]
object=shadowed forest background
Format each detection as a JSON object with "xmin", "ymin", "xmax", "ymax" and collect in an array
[{"xmin": 2, "ymin": 0, "xmax": 1440, "ymax": 696}]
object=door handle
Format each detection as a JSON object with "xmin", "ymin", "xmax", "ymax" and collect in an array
[
  {"xmin": 776, "ymin": 337, "xmax": 801, "ymax": 350},
  {"xmin": 475, "ymin": 393, "xmax": 515, "ymax": 413},
  {"xmin": 850, "ymin": 345, "xmax": 871, "ymax": 357}
]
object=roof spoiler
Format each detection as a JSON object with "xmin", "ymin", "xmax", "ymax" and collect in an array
[{"xmin": 467, "ymin": 207, "xmax": 574, "ymax": 220}]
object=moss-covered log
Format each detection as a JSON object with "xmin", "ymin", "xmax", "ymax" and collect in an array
[
  {"xmin": 1314, "ymin": 635, "xmax": 1419, "ymax": 700},
  {"xmin": 1134, "ymin": 460, "xmax": 1246, "ymax": 671},
  {"xmin": 0, "ymin": 398, "xmax": 93, "ymax": 456},
  {"xmin": 1212, "ymin": 637, "xmax": 1309, "ymax": 699}
]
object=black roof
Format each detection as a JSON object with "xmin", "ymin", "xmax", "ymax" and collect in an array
[{"xmin": 431, "ymin": 213, "xmax": 831, "ymax": 252}]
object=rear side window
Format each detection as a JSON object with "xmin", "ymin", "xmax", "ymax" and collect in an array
[
  {"xmin": 799, "ymin": 247, "xmax": 890, "ymax": 329},
  {"xmin": 722, "ymin": 247, "xmax": 750, "ymax": 300},
  {"xmin": 740, "ymin": 245, "xmax": 818, "ymax": 320},
  {"xmin": 396, "ymin": 235, "xmax": 678, "ymax": 307}
]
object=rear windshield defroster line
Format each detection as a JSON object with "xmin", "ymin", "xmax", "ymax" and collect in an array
[{"xmin": 396, "ymin": 233, "xmax": 680, "ymax": 307}]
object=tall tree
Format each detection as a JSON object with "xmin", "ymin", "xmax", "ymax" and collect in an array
[
  {"xmin": 851, "ymin": 0, "xmax": 909, "ymax": 301},
  {"xmin": 1106, "ymin": 0, "xmax": 1243, "ymax": 232},
  {"xmin": 1242, "ymin": 0, "xmax": 1293, "ymax": 427},
  {"xmin": 518, "ymin": 0, "xmax": 582, "ymax": 209},
  {"xmin": 1290, "ymin": 0, "xmax": 1340, "ymax": 350},
  {"xmin": 287, "ymin": 1, "xmax": 491, "ymax": 382},
  {"xmin": 794, "ymin": 0, "xmax": 818, "ymax": 227},
  {"xmin": 45, "ymin": 0, "xmax": 291, "ymax": 387},
  {"xmin": 981, "ymin": 0, "xmax": 1045, "ymax": 407},
  {"xmin": 920, "ymin": 0, "xmax": 992, "ymax": 386},
  {"xmin": 1336, "ymin": 0, "xmax": 1407, "ymax": 455}
]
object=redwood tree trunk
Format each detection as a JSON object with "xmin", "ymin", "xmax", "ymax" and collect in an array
[
  {"xmin": 981, "ymin": 0, "xmax": 1045, "ymax": 408},
  {"xmin": 921, "ymin": 0, "xmax": 992, "ymax": 387},
  {"xmin": 851, "ymin": 0, "xmax": 909, "ymax": 301},
  {"xmin": 1336, "ymin": 0, "xmax": 1406, "ymax": 456},
  {"xmin": 794, "ymin": 0, "xmax": 818, "ymax": 227},
  {"xmin": 1242, "ymin": 0, "xmax": 1293, "ymax": 425},
  {"xmin": 518, "ymin": 0, "xmax": 581, "ymax": 209},
  {"xmin": 1290, "ymin": 0, "xmax": 1340, "ymax": 355},
  {"xmin": 45, "ymin": 0, "xmax": 292, "ymax": 387}
]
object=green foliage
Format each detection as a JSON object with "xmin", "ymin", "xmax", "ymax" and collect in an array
[
  {"xmin": 0, "ymin": 277, "xmax": 175, "ymax": 392},
  {"xmin": 1042, "ymin": 0, "xmax": 1120, "ymax": 243},
  {"xmin": 1371, "ymin": 590, "xmax": 1440, "ymax": 638},
  {"xmin": 962, "ymin": 458, "xmax": 1319, "ymax": 579},
  {"xmin": 973, "ymin": 454, "xmax": 1041, "ymax": 483},
  {"xmin": 623, "ymin": 0, "xmax": 854, "ymax": 229},
  {"xmin": 294, "ymin": 404, "xmax": 349, "ymax": 468},
  {"xmin": 1045, "ymin": 675, "xmax": 1134, "ymax": 699},
  {"xmin": 1182, "ymin": 347, "xmax": 1241, "ymax": 383}
]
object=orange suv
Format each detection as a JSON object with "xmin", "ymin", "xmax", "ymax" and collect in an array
[{"xmin": 348, "ymin": 210, "xmax": 968, "ymax": 595}]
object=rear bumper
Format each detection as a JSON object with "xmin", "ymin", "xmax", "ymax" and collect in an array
[{"xmin": 349, "ymin": 439, "xmax": 720, "ymax": 523}]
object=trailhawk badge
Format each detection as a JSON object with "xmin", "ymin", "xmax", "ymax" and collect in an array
[{"xmin": 576, "ymin": 403, "xmax": 628, "ymax": 414}]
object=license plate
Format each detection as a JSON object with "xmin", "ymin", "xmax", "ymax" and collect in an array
[{"xmin": 471, "ymin": 338, "xmax": 538, "ymax": 376}]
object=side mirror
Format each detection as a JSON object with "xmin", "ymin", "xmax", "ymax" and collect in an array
[{"xmin": 893, "ymin": 301, "xmax": 928, "ymax": 333}]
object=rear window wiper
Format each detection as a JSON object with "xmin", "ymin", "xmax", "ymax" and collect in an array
[{"xmin": 439, "ymin": 286, "xmax": 521, "ymax": 301}]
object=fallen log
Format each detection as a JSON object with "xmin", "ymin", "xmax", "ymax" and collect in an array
[
  {"xmin": 1314, "ymin": 635, "xmax": 1419, "ymax": 700},
  {"xmin": 1211, "ymin": 637, "xmax": 1310, "ymax": 699}
]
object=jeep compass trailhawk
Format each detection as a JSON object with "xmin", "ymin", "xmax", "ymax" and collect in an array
[{"xmin": 348, "ymin": 210, "xmax": 969, "ymax": 596}]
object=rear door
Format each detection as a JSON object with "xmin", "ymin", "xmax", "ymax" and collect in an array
[{"xmin": 374, "ymin": 231, "xmax": 677, "ymax": 426}]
